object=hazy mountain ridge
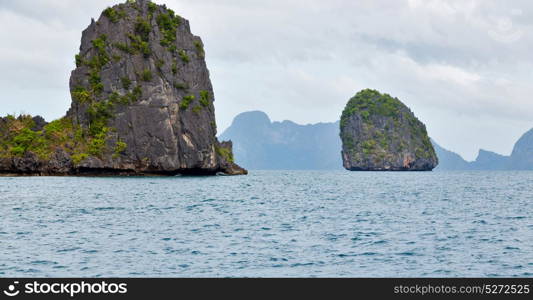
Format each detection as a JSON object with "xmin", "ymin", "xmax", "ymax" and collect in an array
[
  {"xmin": 219, "ymin": 111, "xmax": 342, "ymax": 170},
  {"xmin": 222, "ymin": 111, "xmax": 532, "ymax": 171},
  {"xmin": 433, "ymin": 129, "xmax": 533, "ymax": 170},
  {"xmin": 432, "ymin": 141, "xmax": 509, "ymax": 171},
  {"xmin": 430, "ymin": 140, "xmax": 471, "ymax": 170}
]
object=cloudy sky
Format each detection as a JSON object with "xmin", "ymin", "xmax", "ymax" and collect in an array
[{"xmin": 0, "ymin": 0, "xmax": 532, "ymax": 160}]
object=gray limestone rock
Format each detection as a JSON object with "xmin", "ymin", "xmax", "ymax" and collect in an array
[
  {"xmin": 0, "ymin": 0, "xmax": 246, "ymax": 176},
  {"xmin": 340, "ymin": 89, "xmax": 438, "ymax": 171}
]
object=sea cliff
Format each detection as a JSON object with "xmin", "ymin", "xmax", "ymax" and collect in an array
[{"xmin": 0, "ymin": 0, "xmax": 246, "ymax": 176}]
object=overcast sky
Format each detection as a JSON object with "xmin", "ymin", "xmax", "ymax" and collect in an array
[{"xmin": 0, "ymin": 0, "xmax": 532, "ymax": 160}]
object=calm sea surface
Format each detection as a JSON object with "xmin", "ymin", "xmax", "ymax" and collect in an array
[{"xmin": 0, "ymin": 171, "xmax": 532, "ymax": 277}]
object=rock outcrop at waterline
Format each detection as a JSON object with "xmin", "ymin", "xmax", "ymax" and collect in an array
[
  {"xmin": 0, "ymin": 0, "xmax": 246, "ymax": 176},
  {"xmin": 340, "ymin": 89, "xmax": 438, "ymax": 171}
]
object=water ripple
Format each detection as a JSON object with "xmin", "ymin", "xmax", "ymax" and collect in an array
[{"xmin": 0, "ymin": 170, "xmax": 531, "ymax": 277}]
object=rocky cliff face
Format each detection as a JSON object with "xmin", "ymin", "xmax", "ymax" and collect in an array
[
  {"xmin": 0, "ymin": 0, "xmax": 246, "ymax": 176},
  {"xmin": 340, "ymin": 89, "xmax": 438, "ymax": 171}
]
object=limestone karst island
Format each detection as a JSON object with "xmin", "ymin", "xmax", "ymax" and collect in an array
[
  {"xmin": 340, "ymin": 89, "xmax": 438, "ymax": 171},
  {"xmin": 0, "ymin": 0, "xmax": 246, "ymax": 176}
]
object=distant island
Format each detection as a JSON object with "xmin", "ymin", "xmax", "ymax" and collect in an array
[
  {"xmin": 339, "ymin": 89, "xmax": 437, "ymax": 171},
  {"xmin": 219, "ymin": 111, "xmax": 343, "ymax": 170},
  {"xmin": 0, "ymin": 0, "xmax": 246, "ymax": 176},
  {"xmin": 221, "ymin": 111, "xmax": 532, "ymax": 171},
  {"xmin": 432, "ymin": 128, "xmax": 533, "ymax": 170}
]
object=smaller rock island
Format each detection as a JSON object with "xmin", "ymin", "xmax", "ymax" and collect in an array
[{"xmin": 340, "ymin": 89, "xmax": 438, "ymax": 171}]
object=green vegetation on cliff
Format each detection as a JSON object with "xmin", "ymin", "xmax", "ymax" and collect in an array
[
  {"xmin": 0, "ymin": 115, "xmax": 85, "ymax": 160},
  {"xmin": 156, "ymin": 8, "xmax": 181, "ymax": 48},
  {"xmin": 103, "ymin": 7, "xmax": 126, "ymax": 23},
  {"xmin": 180, "ymin": 94, "xmax": 195, "ymax": 110},
  {"xmin": 215, "ymin": 145, "xmax": 234, "ymax": 163},
  {"xmin": 199, "ymin": 90, "xmax": 210, "ymax": 107},
  {"xmin": 340, "ymin": 89, "xmax": 402, "ymax": 127},
  {"xmin": 194, "ymin": 41, "xmax": 205, "ymax": 58},
  {"xmin": 178, "ymin": 50, "xmax": 190, "ymax": 63}
]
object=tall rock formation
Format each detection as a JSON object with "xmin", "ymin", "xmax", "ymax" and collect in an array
[
  {"xmin": 340, "ymin": 89, "xmax": 438, "ymax": 171},
  {"xmin": 0, "ymin": 0, "xmax": 246, "ymax": 176}
]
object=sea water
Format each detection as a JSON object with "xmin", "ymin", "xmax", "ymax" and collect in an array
[{"xmin": 0, "ymin": 171, "xmax": 532, "ymax": 277}]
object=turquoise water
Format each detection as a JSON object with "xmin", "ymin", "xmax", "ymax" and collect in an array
[{"xmin": 0, "ymin": 171, "xmax": 532, "ymax": 277}]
